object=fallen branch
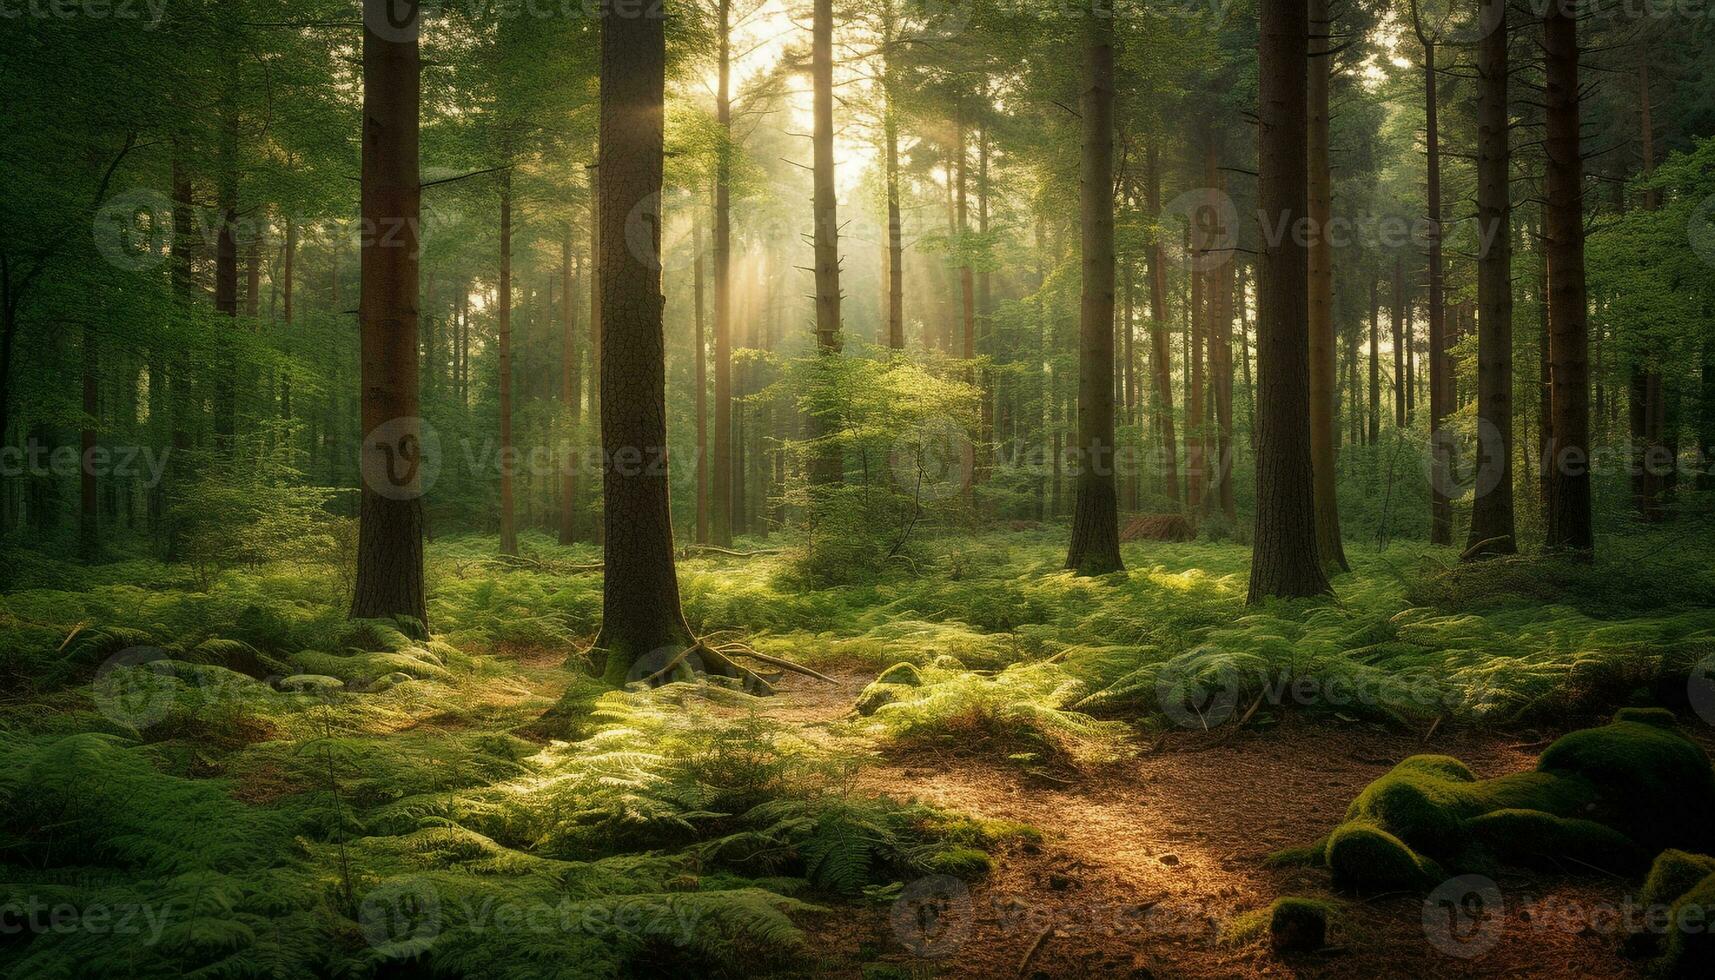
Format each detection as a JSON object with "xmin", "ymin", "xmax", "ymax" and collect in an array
[{"xmin": 682, "ymin": 545, "xmax": 781, "ymax": 558}]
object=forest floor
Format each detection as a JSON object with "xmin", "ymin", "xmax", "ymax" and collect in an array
[
  {"xmin": 2, "ymin": 527, "xmax": 1712, "ymax": 977},
  {"xmin": 750, "ymin": 669, "xmax": 1688, "ymax": 978}
]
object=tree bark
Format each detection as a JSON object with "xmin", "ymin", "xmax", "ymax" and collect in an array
[
  {"xmin": 712, "ymin": 0, "xmax": 735, "ymax": 544},
  {"xmin": 1416, "ymin": 20, "xmax": 1452, "ymax": 545},
  {"xmin": 1249, "ymin": 0, "xmax": 1331, "ymax": 602},
  {"xmin": 1467, "ymin": 0, "xmax": 1516, "ymax": 558},
  {"xmin": 1542, "ymin": 4, "xmax": 1593, "ymax": 553},
  {"xmin": 1307, "ymin": 0, "xmax": 1347, "ymax": 570},
  {"xmin": 1066, "ymin": 5, "xmax": 1123, "ymax": 576},
  {"xmin": 1629, "ymin": 64, "xmax": 1666, "ymax": 522},
  {"xmin": 808, "ymin": 0, "xmax": 844, "ymax": 488},
  {"xmin": 350, "ymin": 0, "xmax": 427, "ymax": 627},
  {"xmin": 692, "ymin": 206, "xmax": 708, "ymax": 544},
  {"xmin": 498, "ymin": 170, "xmax": 518, "ymax": 556},
  {"xmin": 594, "ymin": 0, "xmax": 693, "ymax": 680},
  {"xmin": 1145, "ymin": 146, "xmax": 1181, "ymax": 507},
  {"xmin": 561, "ymin": 223, "xmax": 581, "ymax": 544},
  {"xmin": 883, "ymin": 52, "xmax": 904, "ymax": 350},
  {"xmin": 1368, "ymin": 276, "xmax": 1379, "ymax": 444}
]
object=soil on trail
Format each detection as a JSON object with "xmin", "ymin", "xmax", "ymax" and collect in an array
[{"xmin": 759, "ymin": 672, "xmax": 1658, "ymax": 979}]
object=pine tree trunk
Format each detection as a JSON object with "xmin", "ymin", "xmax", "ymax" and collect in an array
[
  {"xmin": 350, "ymin": 0, "xmax": 427, "ymax": 628},
  {"xmin": 1467, "ymin": 0, "xmax": 1516, "ymax": 558},
  {"xmin": 808, "ymin": 0, "xmax": 844, "ymax": 488},
  {"xmin": 498, "ymin": 171, "xmax": 518, "ymax": 556},
  {"xmin": 711, "ymin": 0, "xmax": 734, "ymax": 544},
  {"xmin": 1630, "ymin": 64, "xmax": 1667, "ymax": 522},
  {"xmin": 1145, "ymin": 146, "xmax": 1181, "ymax": 507},
  {"xmin": 1418, "ymin": 33, "xmax": 1452, "ymax": 544},
  {"xmin": 561, "ymin": 224, "xmax": 581, "ymax": 544},
  {"xmin": 1249, "ymin": 0, "xmax": 1331, "ymax": 602},
  {"xmin": 587, "ymin": 169, "xmax": 604, "ymax": 546},
  {"xmin": 594, "ymin": 0, "xmax": 693, "ymax": 680},
  {"xmin": 1066, "ymin": 5, "xmax": 1123, "ymax": 576},
  {"xmin": 1368, "ymin": 276, "xmax": 1380, "ymax": 444},
  {"xmin": 692, "ymin": 207, "xmax": 708, "ymax": 544},
  {"xmin": 213, "ymin": 60, "xmax": 240, "ymax": 448},
  {"xmin": 1307, "ymin": 0, "xmax": 1346, "ymax": 569},
  {"xmin": 884, "ymin": 63, "xmax": 904, "ymax": 350},
  {"xmin": 1542, "ymin": 4, "xmax": 1594, "ymax": 553}
]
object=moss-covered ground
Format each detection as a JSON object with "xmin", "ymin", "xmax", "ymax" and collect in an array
[{"xmin": 3, "ymin": 527, "xmax": 1713, "ymax": 977}]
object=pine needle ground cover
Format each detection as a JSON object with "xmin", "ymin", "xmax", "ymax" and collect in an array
[{"xmin": 2, "ymin": 526, "xmax": 1713, "ymax": 976}]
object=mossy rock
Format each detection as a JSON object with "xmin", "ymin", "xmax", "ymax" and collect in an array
[
  {"xmin": 1464, "ymin": 808, "xmax": 1644, "ymax": 875},
  {"xmin": 1315, "ymin": 711, "xmax": 1715, "ymax": 893},
  {"xmin": 876, "ymin": 662, "xmax": 922, "ymax": 687},
  {"xmin": 855, "ymin": 682, "xmax": 908, "ymax": 716},
  {"xmin": 1645, "ymin": 861, "xmax": 1715, "ymax": 977},
  {"xmin": 1326, "ymin": 823, "xmax": 1440, "ymax": 892},
  {"xmin": 278, "ymin": 674, "xmax": 345, "ymax": 693},
  {"xmin": 1536, "ymin": 709, "xmax": 1715, "ymax": 854},
  {"xmin": 1268, "ymin": 897, "xmax": 1330, "ymax": 953},
  {"xmin": 1642, "ymin": 850, "xmax": 1715, "ymax": 908},
  {"xmin": 922, "ymin": 846, "xmax": 992, "ymax": 878},
  {"xmin": 368, "ymin": 671, "xmax": 416, "ymax": 692},
  {"xmin": 183, "ymin": 638, "xmax": 291, "ymax": 679}
]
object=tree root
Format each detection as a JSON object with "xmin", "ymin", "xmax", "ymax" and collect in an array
[{"xmin": 625, "ymin": 636, "xmax": 835, "ymax": 695}]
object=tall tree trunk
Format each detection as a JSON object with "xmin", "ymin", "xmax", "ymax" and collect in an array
[
  {"xmin": 1699, "ymin": 346, "xmax": 1714, "ymax": 492},
  {"xmin": 1249, "ymin": 0, "xmax": 1331, "ymax": 602},
  {"xmin": 1145, "ymin": 146, "xmax": 1181, "ymax": 507},
  {"xmin": 350, "ymin": 0, "xmax": 427, "ymax": 627},
  {"xmin": 1542, "ymin": 3, "xmax": 1593, "ymax": 553},
  {"xmin": 561, "ymin": 223, "xmax": 581, "ymax": 544},
  {"xmin": 883, "ymin": 55, "xmax": 904, "ymax": 350},
  {"xmin": 1467, "ymin": 0, "xmax": 1516, "ymax": 558},
  {"xmin": 1368, "ymin": 276, "xmax": 1380, "ymax": 444},
  {"xmin": 1630, "ymin": 64, "xmax": 1666, "ymax": 522},
  {"xmin": 1392, "ymin": 255, "xmax": 1405, "ymax": 427},
  {"xmin": 1213, "ymin": 210, "xmax": 1236, "ymax": 522},
  {"xmin": 213, "ymin": 60, "xmax": 240, "ymax": 448},
  {"xmin": 594, "ymin": 0, "xmax": 693, "ymax": 680},
  {"xmin": 808, "ymin": 0, "xmax": 844, "ymax": 488},
  {"xmin": 1307, "ymin": 0, "xmax": 1347, "ymax": 570},
  {"xmin": 587, "ymin": 168, "xmax": 603, "ymax": 546},
  {"xmin": 1188, "ymin": 221, "xmax": 1206, "ymax": 514},
  {"xmin": 498, "ymin": 171, "xmax": 518, "ymax": 556},
  {"xmin": 692, "ymin": 207, "xmax": 708, "ymax": 544},
  {"xmin": 977, "ymin": 119, "xmax": 994, "ymax": 487},
  {"xmin": 281, "ymin": 217, "xmax": 296, "ymax": 421},
  {"xmin": 712, "ymin": 0, "xmax": 735, "ymax": 543},
  {"xmin": 1066, "ymin": 5, "xmax": 1123, "ymax": 576},
  {"xmin": 1415, "ymin": 19, "xmax": 1452, "ymax": 545}
]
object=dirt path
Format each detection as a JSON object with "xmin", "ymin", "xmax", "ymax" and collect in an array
[{"xmin": 760, "ymin": 673, "xmax": 1653, "ymax": 979}]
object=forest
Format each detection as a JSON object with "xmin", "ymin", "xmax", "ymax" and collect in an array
[{"xmin": 3, "ymin": 0, "xmax": 1715, "ymax": 976}]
